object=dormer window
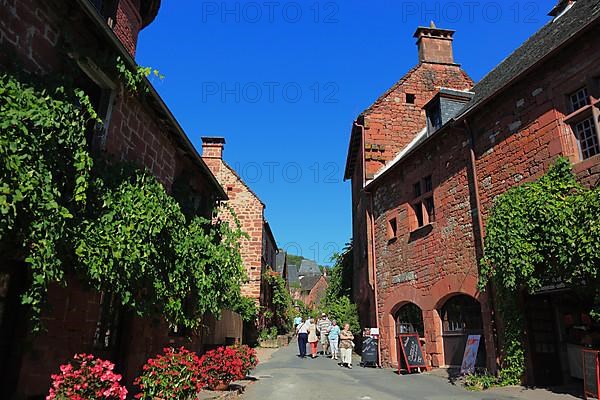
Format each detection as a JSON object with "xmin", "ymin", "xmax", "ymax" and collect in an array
[
  {"xmin": 424, "ymin": 88, "xmax": 474, "ymax": 135},
  {"xmin": 426, "ymin": 100, "xmax": 443, "ymax": 132}
]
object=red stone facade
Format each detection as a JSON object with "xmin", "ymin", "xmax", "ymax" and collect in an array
[
  {"xmin": 346, "ymin": 6, "xmax": 600, "ymax": 382},
  {"xmin": 305, "ymin": 276, "xmax": 329, "ymax": 307},
  {"xmin": 0, "ymin": 1, "xmax": 227, "ymax": 398},
  {"xmin": 201, "ymin": 138, "xmax": 278, "ymax": 307},
  {"xmin": 344, "ymin": 24, "xmax": 473, "ymax": 347}
]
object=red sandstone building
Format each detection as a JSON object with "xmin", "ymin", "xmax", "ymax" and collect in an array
[
  {"xmin": 345, "ymin": 0, "xmax": 600, "ymax": 385},
  {"xmin": 0, "ymin": 1, "xmax": 242, "ymax": 398},
  {"xmin": 201, "ymin": 137, "xmax": 278, "ymax": 332}
]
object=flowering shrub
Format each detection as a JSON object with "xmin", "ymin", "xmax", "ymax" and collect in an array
[
  {"xmin": 199, "ymin": 346, "xmax": 245, "ymax": 389},
  {"xmin": 47, "ymin": 354, "xmax": 127, "ymax": 400},
  {"xmin": 232, "ymin": 345, "xmax": 259, "ymax": 377},
  {"xmin": 134, "ymin": 347, "xmax": 202, "ymax": 400}
]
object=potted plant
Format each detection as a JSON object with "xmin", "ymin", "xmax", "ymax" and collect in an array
[
  {"xmin": 258, "ymin": 327, "xmax": 279, "ymax": 348},
  {"xmin": 134, "ymin": 347, "xmax": 203, "ymax": 400},
  {"xmin": 199, "ymin": 346, "xmax": 245, "ymax": 391},
  {"xmin": 232, "ymin": 345, "xmax": 259, "ymax": 377},
  {"xmin": 47, "ymin": 354, "xmax": 127, "ymax": 400}
]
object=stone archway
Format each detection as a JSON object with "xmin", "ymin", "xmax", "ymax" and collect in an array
[
  {"xmin": 437, "ymin": 294, "xmax": 485, "ymax": 368},
  {"xmin": 394, "ymin": 302, "xmax": 424, "ymax": 337}
]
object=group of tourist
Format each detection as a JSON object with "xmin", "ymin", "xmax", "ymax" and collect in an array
[{"xmin": 294, "ymin": 313, "xmax": 355, "ymax": 368}]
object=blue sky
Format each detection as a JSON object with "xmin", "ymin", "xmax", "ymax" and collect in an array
[{"xmin": 136, "ymin": 0, "xmax": 554, "ymax": 265}]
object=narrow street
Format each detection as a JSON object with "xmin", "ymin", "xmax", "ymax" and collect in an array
[{"xmin": 242, "ymin": 340, "xmax": 517, "ymax": 400}]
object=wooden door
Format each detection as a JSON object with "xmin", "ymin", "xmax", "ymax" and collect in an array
[{"xmin": 526, "ymin": 295, "xmax": 562, "ymax": 386}]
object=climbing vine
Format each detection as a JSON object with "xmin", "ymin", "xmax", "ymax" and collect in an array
[
  {"xmin": 264, "ymin": 269, "xmax": 293, "ymax": 332},
  {"xmin": 116, "ymin": 56, "xmax": 164, "ymax": 94},
  {"xmin": 76, "ymin": 164, "xmax": 247, "ymax": 330},
  {"xmin": 480, "ymin": 157, "xmax": 600, "ymax": 384},
  {"xmin": 0, "ymin": 73, "xmax": 96, "ymax": 329},
  {"xmin": 1, "ymin": 72, "xmax": 246, "ymax": 332}
]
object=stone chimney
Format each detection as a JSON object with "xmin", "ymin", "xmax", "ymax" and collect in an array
[
  {"xmin": 201, "ymin": 137, "xmax": 225, "ymax": 159},
  {"xmin": 413, "ymin": 21, "xmax": 455, "ymax": 64}
]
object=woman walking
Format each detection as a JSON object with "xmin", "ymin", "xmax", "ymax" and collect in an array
[
  {"xmin": 307, "ymin": 318, "xmax": 319, "ymax": 358},
  {"xmin": 328, "ymin": 320, "xmax": 341, "ymax": 360},
  {"xmin": 339, "ymin": 323, "xmax": 354, "ymax": 368}
]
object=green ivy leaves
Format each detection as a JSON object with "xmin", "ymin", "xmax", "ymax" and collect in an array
[
  {"xmin": 1, "ymin": 73, "xmax": 246, "ymax": 333},
  {"xmin": 480, "ymin": 157, "xmax": 600, "ymax": 384},
  {"xmin": 0, "ymin": 74, "xmax": 95, "ymax": 329},
  {"xmin": 76, "ymin": 167, "xmax": 247, "ymax": 331},
  {"xmin": 481, "ymin": 157, "xmax": 599, "ymax": 292}
]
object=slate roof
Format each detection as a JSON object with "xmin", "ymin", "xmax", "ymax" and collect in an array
[
  {"xmin": 275, "ymin": 251, "xmax": 286, "ymax": 274},
  {"xmin": 287, "ymin": 264, "xmax": 300, "ymax": 286},
  {"xmin": 299, "ymin": 275, "xmax": 322, "ymax": 292},
  {"xmin": 299, "ymin": 259, "xmax": 321, "ymax": 276},
  {"xmin": 459, "ymin": 0, "xmax": 600, "ymax": 118}
]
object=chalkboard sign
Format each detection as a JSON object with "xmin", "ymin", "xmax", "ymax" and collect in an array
[
  {"xmin": 362, "ymin": 336, "xmax": 378, "ymax": 364},
  {"xmin": 583, "ymin": 349, "xmax": 599, "ymax": 399},
  {"xmin": 397, "ymin": 334, "xmax": 426, "ymax": 374}
]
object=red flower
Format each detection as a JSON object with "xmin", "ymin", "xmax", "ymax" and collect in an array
[{"xmin": 46, "ymin": 354, "xmax": 127, "ymax": 400}]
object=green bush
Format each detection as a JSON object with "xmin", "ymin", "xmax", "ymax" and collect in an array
[
  {"xmin": 464, "ymin": 372, "xmax": 499, "ymax": 391},
  {"xmin": 259, "ymin": 327, "xmax": 278, "ymax": 341}
]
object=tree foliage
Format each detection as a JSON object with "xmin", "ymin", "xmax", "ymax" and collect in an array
[
  {"xmin": 480, "ymin": 157, "xmax": 600, "ymax": 384},
  {"xmin": 319, "ymin": 241, "xmax": 360, "ymax": 333},
  {"xmin": 325, "ymin": 241, "xmax": 353, "ymax": 301}
]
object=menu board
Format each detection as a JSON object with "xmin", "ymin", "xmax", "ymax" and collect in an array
[
  {"xmin": 397, "ymin": 334, "xmax": 426, "ymax": 373},
  {"xmin": 362, "ymin": 336, "xmax": 378, "ymax": 363},
  {"xmin": 584, "ymin": 350, "xmax": 599, "ymax": 399}
]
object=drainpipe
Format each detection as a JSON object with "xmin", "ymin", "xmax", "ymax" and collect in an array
[
  {"xmin": 368, "ymin": 191, "xmax": 382, "ymax": 368},
  {"xmin": 464, "ymin": 118, "xmax": 498, "ymax": 374},
  {"xmin": 355, "ymin": 119, "xmax": 382, "ymax": 367},
  {"xmin": 464, "ymin": 119, "xmax": 485, "ymax": 247}
]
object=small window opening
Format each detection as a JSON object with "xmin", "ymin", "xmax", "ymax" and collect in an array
[{"xmin": 387, "ymin": 217, "xmax": 398, "ymax": 240}]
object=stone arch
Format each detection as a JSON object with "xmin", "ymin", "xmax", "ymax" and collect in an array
[
  {"xmin": 436, "ymin": 292, "xmax": 486, "ymax": 367},
  {"xmin": 381, "ymin": 288, "xmax": 427, "ymax": 368}
]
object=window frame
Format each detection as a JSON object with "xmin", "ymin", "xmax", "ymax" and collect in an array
[
  {"xmin": 563, "ymin": 84, "xmax": 600, "ymax": 161},
  {"xmin": 409, "ymin": 175, "xmax": 435, "ymax": 232}
]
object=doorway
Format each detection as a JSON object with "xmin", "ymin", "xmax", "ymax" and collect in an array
[{"xmin": 439, "ymin": 294, "xmax": 485, "ymax": 367}]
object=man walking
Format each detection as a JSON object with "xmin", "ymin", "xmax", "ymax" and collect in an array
[
  {"xmin": 317, "ymin": 313, "xmax": 332, "ymax": 355},
  {"xmin": 296, "ymin": 317, "xmax": 309, "ymax": 358},
  {"xmin": 293, "ymin": 314, "xmax": 302, "ymax": 333}
]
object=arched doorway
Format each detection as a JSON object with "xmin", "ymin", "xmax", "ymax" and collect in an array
[
  {"xmin": 439, "ymin": 294, "xmax": 486, "ymax": 367},
  {"xmin": 394, "ymin": 302, "xmax": 424, "ymax": 337}
]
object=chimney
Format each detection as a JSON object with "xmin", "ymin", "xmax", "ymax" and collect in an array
[
  {"xmin": 548, "ymin": 0, "xmax": 575, "ymax": 19},
  {"xmin": 201, "ymin": 137, "xmax": 225, "ymax": 159},
  {"xmin": 413, "ymin": 21, "xmax": 456, "ymax": 64}
]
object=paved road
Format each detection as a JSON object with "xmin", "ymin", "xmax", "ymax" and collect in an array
[{"xmin": 242, "ymin": 339, "xmax": 517, "ymax": 400}]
